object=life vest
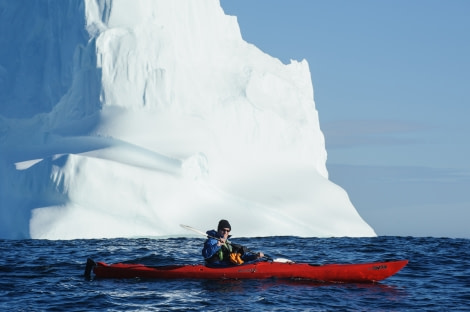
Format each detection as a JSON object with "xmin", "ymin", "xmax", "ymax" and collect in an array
[
  {"xmin": 206, "ymin": 240, "xmax": 244, "ymax": 265},
  {"xmin": 216, "ymin": 241, "xmax": 232, "ymax": 261}
]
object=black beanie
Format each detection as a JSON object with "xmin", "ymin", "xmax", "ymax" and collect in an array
[{"xmin": 217, "ymin": 219, "xmax": 231, "ymax": 231}]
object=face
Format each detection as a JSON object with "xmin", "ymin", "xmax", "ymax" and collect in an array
[{"xmin": 218, "ymin": 228, "xmax": 230, "ymax": 239}]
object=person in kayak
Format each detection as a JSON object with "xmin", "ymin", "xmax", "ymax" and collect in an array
[{"xmin": 202, "ymin": 219, "xmax": 264, "ymax": 266}]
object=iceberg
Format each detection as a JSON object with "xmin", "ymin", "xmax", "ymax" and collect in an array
[{"xmin": 0, "ymin": 0, "xmax": 376, "ymax": 239}]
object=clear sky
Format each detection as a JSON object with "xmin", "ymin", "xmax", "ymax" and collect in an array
[{"xmin": 221, "ymin": 0, "xmax": 470, "ymax": 238}]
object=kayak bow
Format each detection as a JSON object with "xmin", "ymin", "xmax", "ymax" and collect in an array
[{"xmin": 85, "ymin": 259, "xmax": 408, "ymax": 283}]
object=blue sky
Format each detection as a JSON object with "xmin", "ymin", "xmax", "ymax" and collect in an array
[{"xmin": 221, "ymin": 0, "xmax": 470, "ymax": 238}]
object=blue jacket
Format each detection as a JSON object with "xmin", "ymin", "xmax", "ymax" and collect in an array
[{"xmin": 201, "ymin": 230, "xmax": 231, "ymax": 260}]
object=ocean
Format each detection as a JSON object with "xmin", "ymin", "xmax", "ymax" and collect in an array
[{"xmin": 0, "ymin": 236, "xmax": 468, "ymax": 311}]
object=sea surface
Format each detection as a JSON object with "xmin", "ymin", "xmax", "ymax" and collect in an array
[{"xmin": 0, "ymin": 236, "xmax": 469, "ymax": 311}]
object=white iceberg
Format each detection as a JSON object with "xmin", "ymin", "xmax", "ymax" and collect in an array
[{"xmin": 0, "ymin": 0, "xmax": 375, "ymax": 239}]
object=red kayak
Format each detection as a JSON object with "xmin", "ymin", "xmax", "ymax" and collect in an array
[{"xmin": 86, "ymin": 259, "xmax": 408, "ymax": 283}]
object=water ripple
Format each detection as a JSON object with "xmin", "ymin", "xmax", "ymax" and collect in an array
[{"xmin": 0, "ymin": 237, "xmax": 468, "ymax": 311}]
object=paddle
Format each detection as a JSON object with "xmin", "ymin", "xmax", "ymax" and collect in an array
[
  {"xmin": 180, "ymin": 224, "xmax": 293, "ymax": 263},
  {"xmin": 180, "ymin": 224, "xmax": 215, "ymax": 239}
]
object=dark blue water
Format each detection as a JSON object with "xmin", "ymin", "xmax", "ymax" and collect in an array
[{"xmin": 1, "ymin": 236, "xmax": 469, "ymax": 311}]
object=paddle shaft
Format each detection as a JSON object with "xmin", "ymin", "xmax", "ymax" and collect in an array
[
  {"xmin": 180, "ymin": 224, "xmax": 216, "ymax": 239},
  {"xmin": 180, "ymin": 224, "xmax": 267, "ymax": 258},
  {"xmin": 180, "ymin": 224, "xmax": 238, "ymax": 245}
]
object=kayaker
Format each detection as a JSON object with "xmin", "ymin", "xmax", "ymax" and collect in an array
[{"xmin": 202, "ymin": 219, "xmax": 264, "ymax": 266}]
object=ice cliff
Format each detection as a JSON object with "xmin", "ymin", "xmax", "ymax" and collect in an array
[{"xmin": 0, "ymin": 0, "xmax": 376, "ymax": 239}]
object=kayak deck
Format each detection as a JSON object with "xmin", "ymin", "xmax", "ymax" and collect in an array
[{"xmin": 88, "ymin": 259, "xmax": 408, "ymax": 283}]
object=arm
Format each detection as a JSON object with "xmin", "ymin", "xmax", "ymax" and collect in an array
[
  {"xmin": 241, "ymin": 252, "xmax": 264, "ymax": 262},
  {"xmin": 202, "ymin": 237, "xmax": 221, "ymax": 259}
]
